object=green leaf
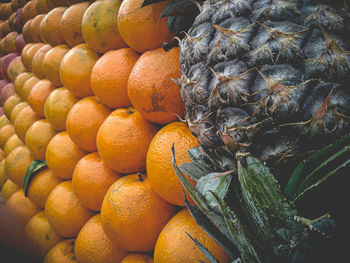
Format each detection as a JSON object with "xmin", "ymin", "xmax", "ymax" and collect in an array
[
  {"xmin": 196, "ymin": 171, "xmax": 233, "ymax": 208},
  {"xmin": 180, "ymin": 162, "xmax": 207, "ymax": 180},
  {"xmin": 188, "ymin": 146, "xmax": 218, "ymax": 173},
  {"xmin": 141, "ymin": 0, "xmax": 168, "ymax": 8},
  {"xmin": 284, "ymin": 133, "xmax": 350, "ymax": 200},
  {"xmin": 186, "ymin": 232, "xmax": 220, "ymax": 263},
  {"xmin": 160, "ymin": 0, "xmax": 197, "ymax": 18},
  {"xmin": 23, "ymin": 159, "xmax": 47, "ymax": 197}
]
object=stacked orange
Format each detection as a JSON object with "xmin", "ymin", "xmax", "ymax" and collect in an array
[{"xmin": 0, "ymin": 0, "xmax": 231, "ymax": 262}]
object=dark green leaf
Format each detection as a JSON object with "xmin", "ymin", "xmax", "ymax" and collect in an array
[
  {"xmin": 188, "ymin": 146, "xmax": 218, "ymax": 173},
  {"xmin": 180, "ymin": 162, "xmax": 207, "ymax": 180},
  {"xmin": 186, "ymin": 232, "xmax": 220, "ymax": 263},
  {"xmin": 167, "ymin": 16, "xmax": 176, "ymax": 33},
  {"xmin": 160, "ymin": 0, "xmax": 197, "ymax": 17},
  {"xmin": 141, "ymin": 0, "xmax": 168, "ymax": 8},
  {"xmin": 23, "ymin": 159, "xmax": 47, "ymax": 197}
]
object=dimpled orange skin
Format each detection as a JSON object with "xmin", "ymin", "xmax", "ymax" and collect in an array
[
  {"xmin": 22, "ymin": 20, "xmax": 34, "ymax": 43},
  {"xmin": 3, "ymin": 134, "xmax": 23, "ymax": 156},
  {"xmin": 0, "ymin": 123, "xmax": 15, "ymax": 148},
  {"xmin": 45, "ymin": 131, "xmax": 87, "ymax": 180},
  {"xmin": 10, "ymin": 101, "xmax": 28, "ymax": 124},
  {"xmin": 66, "ymin": 96, "xmax": 112, "ymax": 152},
  {"xmin": 25, "ymin": 119, "xmax": 56, "ymax": 160},
  {"xmin": 39, "ymin": 7, "xmax": 67, "ymax": 46},
  {"xmin": 43, "ymin": 239, "xmax": 77, "ymax": 263},
  {"xmin": 27, "ymin": 79, "xmax": 55, "ymax": 117},
  {"xmin": 24, "ymin": 211, "xmax": 63, "ymax": 260},
  {"xmin": 146, "ymin": 121, "xmax": 199, "ymax": 207},
  {"xmin": 121, "ymin": 254, "xmax": 154, "ymax": 263},
  {"xmin": 13, "ymin": 105, "xmax": 40, "ymax": 142},
  {"xmin": 91, "ymin": 48, "xmax": 139, "ymax": 109},
  {"xmin": 45, "ymin": 181, "xmax": 94, "ymax": 238},
  {"xmin": 27, "ymin": 167, "xmax": 62, "ymax": 209},
  {"xmin": 21, "ymin": 43, "xmax": 44, "ymax": 72},
  {"xmin": 31, "ymin": 14, "xmax": 45, "ymax": 43},
  {"xmin": 75, "ymin": 214, "xmax": 129, "ymax": 263},
  {"xmin": 59, "ymin": 43, "xmax": 100, "ymax": 98},
  {"xmin": 3, "ymin": 95, "xmax": 21, "ymax": 119},
  {"xmin": 72, "ymin": 152, "xmax": 122, "ymax": 211},
  {"xmin": 31, "ymin": 44, "xmax": 52, "ymax": 79},
  {"xmin": 21, "ymin": 75, "xmax": 39, "ymax": 102},
  {"xmin": 101, "ymin": 174, "xmax": 177, "ymax": 252},
  {"xmin": 117, "ymin": 0, "xmax": 174, "ymax": 53},
  {"xmin": 44, "ymin": 87, "xmax": 79, "ymax": 131},
  {"xmin": 127, "ymin": 47, "xmax": 184, "ymax": 125},
  {"xmin": 154, "ymin": 209, "xmax": 232, "ymax": 263},
  {"xmin": 1, "ymin": 179, "xmax": 20, "ymax": 202},
  {"xmin": 96, "ymin": 107, "xmax": 159, "ymax": 174},
  {"xmin": 5, "ymin": 145, "xmax": 34, "ymax": 187},
  {"xmin": 42, "ymin": 44, "xmax": 70, "ymax": 87},
  {"xmin": 14, "ymin": 72, "xmax": 33, "ymax": 98}
]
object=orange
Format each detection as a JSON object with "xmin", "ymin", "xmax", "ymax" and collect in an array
[
  {"xmin": 27, "ymin": 79, "xmax": 55, "ymax": 117},
  {"xmin": 3, "ymin": 134, "xmax": 23, "ymax": 156},
  {"xmin": 75, "ymin": 214, "xmax": 129, "ymax": 263},
  {"xmin": 24, "ymin": 211, "xmax": 63, "ymax": 260},
  {"xmin": 128, "ymin": 47, "xmax": 184, "ymax": 124},
  {"xmin": 31, "ymin": 44, "xmax": 52, "ymax": 79},
  {"xmin": 146, "ymin": 121, "xmax": 199, "ymax": 206},
  {"xmin": 3, "ymin": 94, "xmax": 21, "ymax": 120},
  {"xmin": 45, "ymin": 181, "xmax": 95, "ymax": 237},
  {"xmin": 97, "ymin": 107, "xmax": 159, "ymax": 174},
  {"xmin": 60, "ymin": 2, "xmax": 89, "ymax": 48},
  {"xmin": 66, "ymin": 96, "xmax": 111, "ymax": 152},
  {"xmin": 42, "ymin": 44, "xmax": 70, "ymax": 87},
  {"xmin": 0, "ymin": 150, "xmax": 4, "ymax": 162},
  {"xmin": 5, "ymin": 145, "xmax": 34, "ymax": 187},
  {"xmin": 117, "ymin": 0, "xmax": 174, "ymax": 53},
  {"xmin": 14, "ymin": 72, "xmax": 34, "ymax": 98},
  {"xmin": 44, "ymin": 87, "xmax": 78, "ymax": 131},
  {"xmin": 46, "ymin": 131, "xmax": 87, "ymax": 179},
  {"xmin": 1, "ymin": 179, "xmax": 20, "ymax": 201},
  {"xmin": 59, "ymin": 43, "xmax": 99, "ymax": 98},
  {"xmin": 10, "ymin": 101, "xmax": 28, "ymax": 123},
  {"xmin": 22, "ymin": 0, "xmax": 38, "ymax": 23},
  {"xmin": 25, "ymin": 119, "xmax": 56, "ymax": 160},
  {"xmin": 43, "ymin": 239, "xmax": 78, "ymax": 263},
  {"xmin": 27, "ymin": 167, "xmax": 62, "ymax": 209},
  {"xmin": 22, "ymin": 19, "xmax": 34, "ymax": 43},
  {"xmin": 72, "ymin": 152, "xmax": 122, "ymax": 211},
  {"xmin": 31, "ymin": 14, "xmax": 46, "ymax": 43},
  {"xmin": 5, "ymin": 189, "xmax": 40, "ymax": 227},
  {"xmin": 36, "ymin": 0, "xmax": 50, "ymax": 14},
  {"xmin": 121, "ymin": 254, "xmax": 154, "ymax": 263},
  {"xmin": 7, "ymin": 56, "xmax": 27, "ymax": 83},
  {"xmin": 154, "ymin": 208, "xmax": 231, "ymax": 263},
  {"xmin": 81, "ymin": 0, "xmax": 127, "ymax": 54},
  {"xmin": 13, "ymin": 105, "xmax": 40, "ymax": 141},
  {"xmin": 21, "ymin": 75, "xmax": 40, "ymax": 102},
  {"xmin": 0, "ymin": 159, "xmax": 6, "ymax": 188},
  {"xmin": 0, "ymin": 115, "xmax": 10, "ymax": 129},
  {"xmin": 0, "ymin": 123, "xmax": 15, "ymax": 148},
  {"xmin": 40, "ymin": 7, "xmax": 67, "ymax": 46},
  {"xmin": 101, "ymin": 173, "xmax": 176, "ymax": 252},
  {"xmin": 91, "ymin": 48, "xmax": 139, "ymax": 109},
  {"xmin": 21, "ymin": 42, "xmax": 45, "ymax": 71}
]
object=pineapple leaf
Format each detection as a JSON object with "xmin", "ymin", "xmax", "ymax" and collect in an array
[
  {"xmin": 160, "ymin": 0, "xmax": 197, "ymax": 18},
  {"xmin": 180, "ymin": 162, "xmax": 210, "ymax": 180},
  {"xmin": 284, "ymin": 133, "xmax": 350, "ymax": 200},
  {"xmin": 23, "ymin": 159, "xmax": 47, "ymax": 197},
  {"xmin": 188, "ymin": 146, "xmax": 219, "ymax": 172},
  {"xmin": 185, "ymin": 232, "xmax": 220, "ymax": 263},
  {"xmin": 141, "ymin": 0, "xmax": 168, "ymax": 8}
]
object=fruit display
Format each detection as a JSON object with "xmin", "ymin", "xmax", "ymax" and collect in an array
[{"xmin": 0, "ymin": 0, "xmax": 348, "ymax": 262}]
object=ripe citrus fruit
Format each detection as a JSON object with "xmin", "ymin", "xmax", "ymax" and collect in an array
[
  {"xmin": 121, "ymin": 254, "xmax": 154, "ymax": 263},
  {"xmin": 36, "ymin": 0, "xmax": 50, "ymax": 14},
  {"xmin": 146, "ymin": 121, "xmax": 199, "ymax": 206},
  {"xmin": 13, "ymin": 105, "xmax": 40, "ymax": 142},
  {"xmin": 27, "ymin": 167, "xmax": 62, "ymax": 209},
  {"xmin": 21, "ymin": 43, "xmax": 45, "ymax": 71},
  {"xmin": 21, "ymin": 75, "xmax": 39, "ymax": 101},
  {"xmin": 24, "ymin": 211, "xmax": 63, "ymax": 260},
  {"xmin": 128, "ymin": 47, "xmax": 184, "ymax": 124},
  {"xmin": 5, "ymin": 145, "xmax": 33, "ymax": 187},
  {"xmin": 1, "ymin": 179, "xmax": 20, "ymax": 201},
  {"xmin": 0, "ymin": 123, "xmax": 15, "ymax": 148},
  {"xmin": 44, "ymin": 87, "xmax": 78, "ymax": 131},
  {"xmin": 7, "ymin": 56, "xmax": 27, "ymax": 83},
  {"xmin": 45, "ymin": 180, "xmax": 94, "ymax": 237},
  {"xmin": 91, "ymin": 48, "xmax": 139, "ymax": 109},
  {"xmin": 0, "ymin": 159, "xmax": 6, "ymax": 188},
  {"xmin": 59, "ymin": 43, "xmax": 99, "ymax": 98},
  {"xmin": 154, "ymin": 208, "xmax": 231, "ymax": 263},
  {"xmin": 72, "ymin": 152, "xmax": 122, "ymax": 211},
  {"xmin": 3, "ymin": 134, "xmax": 23, "ymax": 156},
  {"xmin": 117, "ymin": 0, "xmax": 174, "ymax": 53},
  {"xmin": 14, "ymin": 72, "xmax": 33, "ymax": 98},
  {"xmin": 22, "ymin": 19, "xmax": 34, "ymax": 43},
  {"xmin": 75, "ymin": 214, "xmax": 129, "ymax": 263},
  {"xmin": 10, "ymin": 101, "xmax": 28, "ymax": 123},
  {"xmin": 40, "ymin": 6, "xmax": 67, "ymax": 46},
  {"xmin": 27, "ymin": 79, "xmax": 55, "ymax": 117},
  {"xmin": 42, "ymin": 44, "xmax": 70, "ymax": 87},
  {"xmin": 25, "ymin": 119, "xmax": 56, "ymax": 160},
  {"xmin": 45, "ymin": 131, "xmax": 87, "ymax": 179},
  {"xmin": 31, "ymin": 14, "xmax": 45, "ymax": 43},
  {"xmin": 22, "ymin": 0, "xmax": 38, "ymax": 23},
  {"xmin": 31, "ymin": 44, "xmax": 52, "ymax": 79},
  {"xmin": 81, "ymin": 0, "xmax": 127, "ymax": 54},
  {"xmin": 5, "ymin": 189, "xmax": 40, "ymax": 227},
  {"xmin": 66, "ymin": 96, "xmax": 111, "ymax": 152},
  {"xmin": 60, "ymin": 1, "xmax": 89, "ymax": 47},
  {"xmin": 97, "ymin": 107, "xmax": 159, "ymax": 174},
  {"xmin": 43, "ymin": 239, "xmax": 77, "ymax": 263},
  {"xmin": 3, "ymin": 94, "xmax": 21, "ymax": 119},
  {"xmin": 0, "ymin": 115, "xmax": 10, "ymax": 129},
  {"xmin": 101, "ymin": 173, "xmax": 176, "ymax": 252}
]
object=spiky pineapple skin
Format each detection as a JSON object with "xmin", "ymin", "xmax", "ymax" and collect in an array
[{"xmin": 179, "ymin": 0, "xmax": 350, "ymax": 172}]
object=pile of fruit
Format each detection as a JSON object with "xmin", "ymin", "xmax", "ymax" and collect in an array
[{"xmin": 0, "ymin": 0, "xmax": 231, "ymax": 262}]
